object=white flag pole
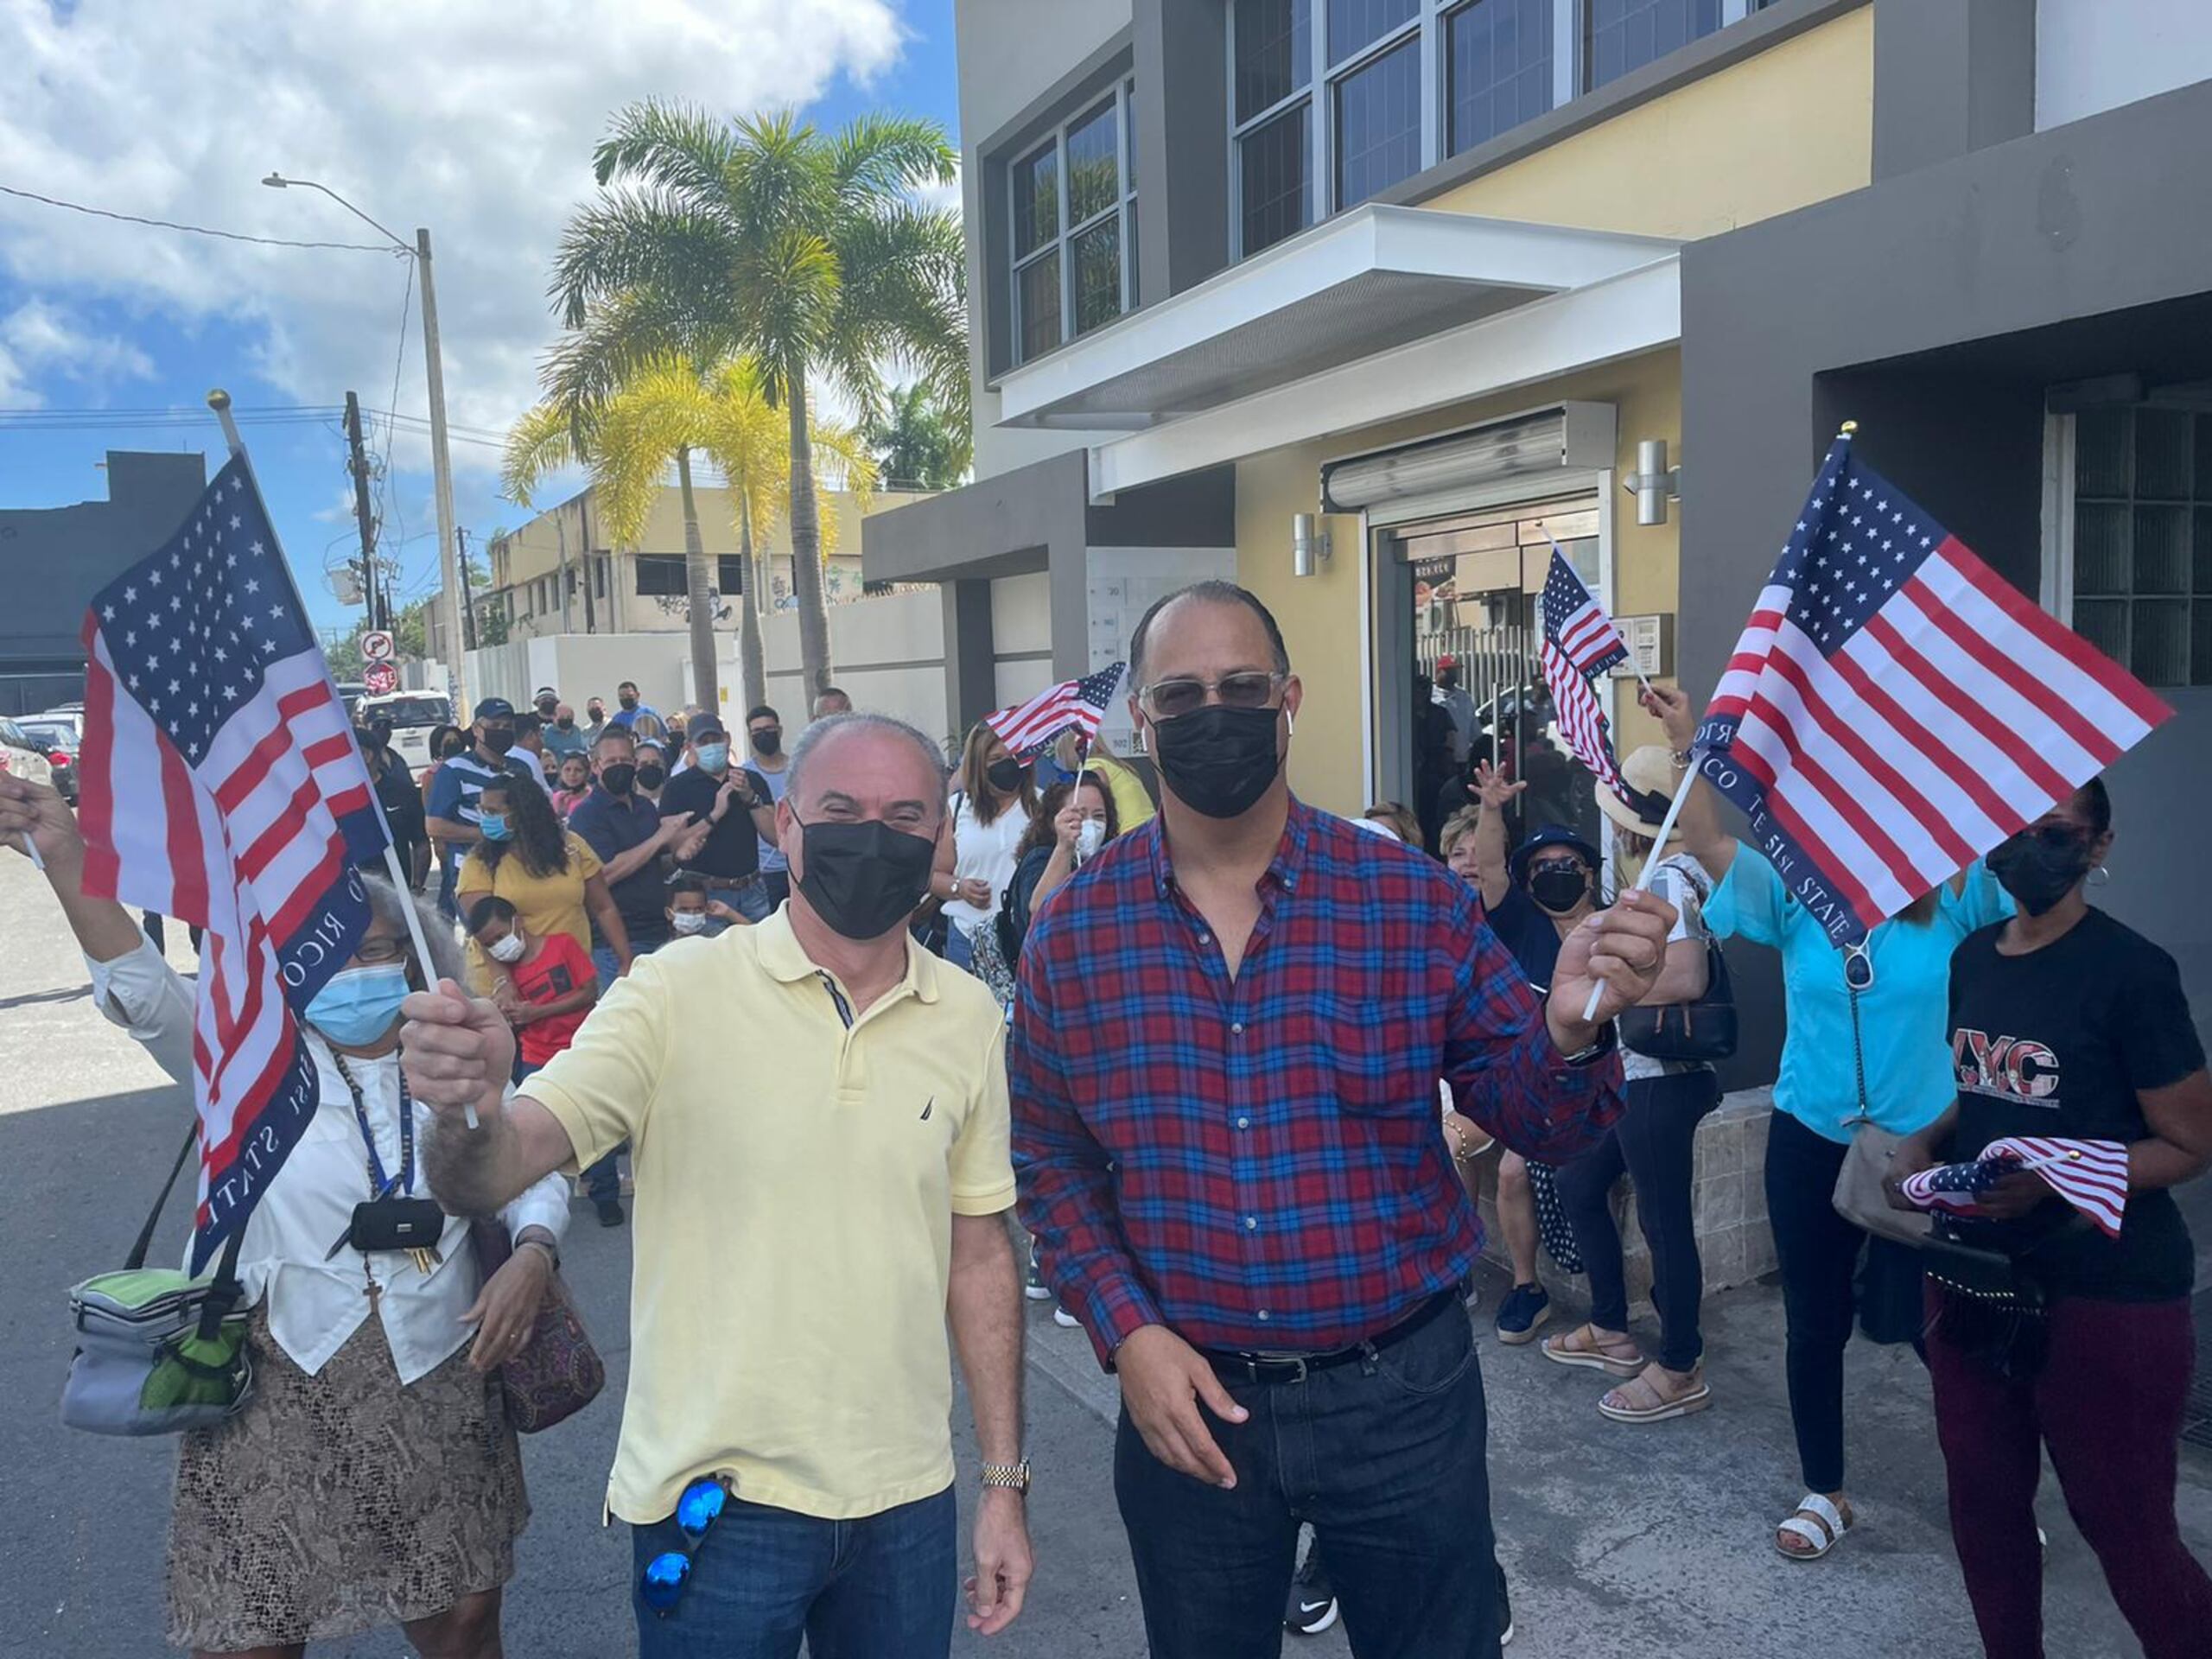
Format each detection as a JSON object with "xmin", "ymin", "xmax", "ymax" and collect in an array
[
  {"xmin": 1579, "ymin": 759, "xmax": 1700, "ymax": 1025},
  {"xmin": 207, "ymin": 391, "xmax": 474, "ymax": 1127}
]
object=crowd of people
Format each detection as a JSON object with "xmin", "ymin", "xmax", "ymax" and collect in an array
[{"xmin": 3, "ymin": 580, "xmax": 2209, "ymax": 1659}]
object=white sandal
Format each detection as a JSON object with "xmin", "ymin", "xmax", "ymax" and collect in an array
[{"xmin": 1775, "ymin": 1492, "xmax": 1852, "ymax": 1560}]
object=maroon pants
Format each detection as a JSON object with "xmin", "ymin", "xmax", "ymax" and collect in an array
[{"xmin": 1926, "ymin": 1289, "xmax": 2212, "ymax": 1658}]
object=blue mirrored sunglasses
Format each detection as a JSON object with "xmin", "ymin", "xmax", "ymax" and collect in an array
[{"xmin": 638, "ymin": 1477, "xmax": 728, "ymax": 1615}]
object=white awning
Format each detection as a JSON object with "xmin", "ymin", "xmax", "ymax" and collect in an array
[{"xmin": 994, "ymin": 204, "xmax": 1679, "ymax": 431}]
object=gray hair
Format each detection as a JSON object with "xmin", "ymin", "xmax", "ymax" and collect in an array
[
  {"xmin": 786, "ymin": 713, "xmax": 950, "ymax": 815},
  {"xmin": 361, "ymin": 873, "xmax": 468, "ymax": 988}
]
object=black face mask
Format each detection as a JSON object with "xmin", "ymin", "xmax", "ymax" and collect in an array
[
  {"xmin": 986, "ymin": 758, "xmax": 1025, "ymax": 795},
  {"xmin": 481, "ymin": 723, "xmax": 515, "ymax": 753},
  {"xmin": 555, "ymin": 715, "xmax": 574, "ymax": 730},
  {"xmin": 620, "ymin": 696, "xmax": 639, "ymax": 711},
  {"xmin": 751, "ymin": 728, "xmax": 782, "ymax": 757},
  {"xmin": 588, "ymin": 708, "xmax": 605, "ymax": 723},
  {"xmin": 636, "ymin": 763, "xmax": 667, "ymax": 790},
  {"xmin": 599, "ymin": 763, "xmax": 637, "ymax": 797},
  {"xmin": 795, "ymin": 816, "xmax": 937, "ymax": 941},
  {"xmin": 1149, "ymin": 704, "xmax": 1283, "ymax": 820},
  {"xmin": 536, "ymin": 702, "xmax": 557, "ymax": 719},
  {"xmin": 1529, "ymin": 865, "xmax": 1590, "ymax": 916},
  {"xmin": 1986, "ymin": 828, "xmax": 2094, "ymax": 917}
]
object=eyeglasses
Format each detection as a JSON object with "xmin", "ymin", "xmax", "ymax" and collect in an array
[
  {"xmin": 638, "ymin": 1477, "xmax": 728, "ymax": 1615},
  {"xmin": 354, "ymin": 937, "xmax": 409, "ymax": 966},
  {"xmin": 1136, "ymin": 671, "xmax": 1287, "ymax": 721},
  {"xmin": 1843, "ymin": 943, "xmax": 1874, "ymax": 992}
]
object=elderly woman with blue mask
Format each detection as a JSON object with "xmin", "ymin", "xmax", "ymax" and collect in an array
[{"xmin": 0, "ymin": 772, "xmax": 569, "ymax": 1659}]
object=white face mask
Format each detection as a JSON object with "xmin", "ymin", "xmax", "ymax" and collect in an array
[
  {"xmin": 1074, "ymin": 818, "xmax": 1106, "ymax": 863},
  {"xmin": 486, "ymin": 932, "xmax": 525, "ymax": 963},
  {"xmin": 671, "ymin": 911, "xmax": 710, "ymax": 936}
]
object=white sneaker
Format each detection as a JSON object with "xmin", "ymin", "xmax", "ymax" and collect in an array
[{"xmin": 1052, "ymin": 1306, "xmax": 1080, "ymax": 1328}]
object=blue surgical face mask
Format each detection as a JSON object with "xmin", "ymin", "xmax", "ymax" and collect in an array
[
  {"xmin": 696, "ymin": 742, "xmax": 729, "ymax": 773},
  {"xmin": 305, "ymin": 963, "xmax": 410, "ymax": 1047},
  {"xmin": 479, "ymin": 812, "xmax": 512, "ymax": 842}
]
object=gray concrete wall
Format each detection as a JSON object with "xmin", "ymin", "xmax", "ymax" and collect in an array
[
  {"xmin": 1681, "ymin": 75, "xmax": 2212, "ymax": 1079},
  {"xmin": 0, "ymin": 450, "xmax": 207, "ymax": 713}
]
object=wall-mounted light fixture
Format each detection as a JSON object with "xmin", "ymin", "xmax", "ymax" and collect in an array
[
  {"xmin": 1621, "ymin": 438, "xmax": 1681, "ymax": 527},
  {"xmin": 1292, "ymin": 512, "xmax": 1332, "ymax": 578}
]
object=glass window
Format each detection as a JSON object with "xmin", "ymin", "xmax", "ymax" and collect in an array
[
  {"xmin": 1073, "ymin": 220, "xmax": 1122, "ymax": 335},
  {"xmin": 1236, "ymin": 0, "xmax": 1313, "ymax": 124},
  {"xmin": 2068, "ymin": 405, "xmax": 2212, "ymax": 686},
  {"xmin": 1586, "ymin": 0, "xmax": 1722, "ymax": 91},
  {"xmin": 1448, "ymin": 0, "xmax": 1554, "ymax": 154},
  {"xmin": 1328, "ymin": 0, "xmax": 1419, "ymax": 63},
  {"xmin": 1240, "ymin": 102, "xmax": 1312, "ymax": 256},
  {"xmin": 1066, "ymin": 100, "xmax": 1120, "ymax": 225},
  {"xmin": 1012, "ymin": 143, "xmax": 1058, "ymax": 259},
  {"xmin": 1334, "ymin": 36, "xmax": 1423, "ymax": 207},
  {"xmin": 1016, "ymin": 252, "xmax": 1062, "ymax": 361},
  {"xmin": 634, "ymin": 555, "xmax": 686, "ymax": 597},
  {"xmin": 716, "ymin": 556, "xmax": 746, "ymax": 591}
]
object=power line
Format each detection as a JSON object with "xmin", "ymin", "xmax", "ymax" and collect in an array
[{"xmin": 0, "ymin": 182, "xmax": 406, "ymax": 255}]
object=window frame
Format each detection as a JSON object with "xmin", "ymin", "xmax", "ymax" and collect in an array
[
  {"xmin": 1228, "ymin": 0, "xmax": 1757, "ymax": 262},
  {"xmin": 1008, "ymin": 77, "xmax": 1141, "ymax": 367}
]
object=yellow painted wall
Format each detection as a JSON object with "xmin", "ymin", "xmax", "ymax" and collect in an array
[
  {"xmin": 1423, "ymin": 5, "xmax": 1873, "ymax": 240},
  {"xmin": 1243, "ymin": 350, "xmax": 1683, "ymax": 816},
  {"xmin": 1237, "ymin": 8, "xmax": 1874, "ymax": 813}
]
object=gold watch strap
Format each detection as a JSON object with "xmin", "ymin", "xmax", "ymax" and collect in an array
[{"xmin": 979, "ymin": 1459, "xmax": 1030, "ymax": 1491}]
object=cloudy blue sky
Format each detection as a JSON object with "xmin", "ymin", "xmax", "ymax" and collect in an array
[{"xmin": 0, "ymin": 0, "xmax": 960, "ymax": 639}]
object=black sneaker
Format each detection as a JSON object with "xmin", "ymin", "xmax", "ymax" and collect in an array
[
  {"xmin": 595, "ymin": 1198, "xmax": 626, "ymax": 1228},
  {"xmin": 1495, "ymin": 1281, "xmax": 1551, "ymax": 1344},
  {"xmin": 1497, "ymin": 1560, "xmax": 1515, "ymax": 1646},
  {"xmin": 1023, "ymin": 1238, "xmax": 1052, "ymax": 1301},
  {"xmin": 1284, "ymin": 1544, "xmax": 1338, "ymax": 1637}
]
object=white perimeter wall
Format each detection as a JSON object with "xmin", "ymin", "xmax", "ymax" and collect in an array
[{"xmin": 2037, "ymin": 0, "xmax": 2212, "ymax": 130}]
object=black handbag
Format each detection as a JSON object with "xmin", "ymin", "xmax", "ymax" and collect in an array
[{"xmin": 1618, "ymin": 855, "xmax": 1737, "ymax": 1067}]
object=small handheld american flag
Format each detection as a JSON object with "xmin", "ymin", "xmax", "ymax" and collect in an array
[
  {"xmin": 1537, "ymin": 549, "xmax": 1630, "ymax": 794},
  {"xmin": 1901, "ymin": 1136, "xmax": 2130, "ymax": 1238},
  {"xmin": 987, "ymin": 663, "xmax": 1125, "ymax": 759},
  {"xmin": 1697, "ymin": 433, "xmax": 2169, "ymax": 946},
  {"xmin": 77, "ymin": 449, "xmax": 392, "ymax": 1270}
]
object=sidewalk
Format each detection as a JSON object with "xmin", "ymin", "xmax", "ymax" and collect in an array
[{"xmin": 1026, "ymin": 1256, "xmax": 2212, "ymax": 1658}]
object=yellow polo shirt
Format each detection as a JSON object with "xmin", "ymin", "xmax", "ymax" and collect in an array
[{"xmin": 524, "ymin": 911, "xmax": 1017, "ymax": 1524}]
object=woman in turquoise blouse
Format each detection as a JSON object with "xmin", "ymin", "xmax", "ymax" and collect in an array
[{"xmin": 1650, "ymin": 687, "xmax": 2009, "ymax": 1563}]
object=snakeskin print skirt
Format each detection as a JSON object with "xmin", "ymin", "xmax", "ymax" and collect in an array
[{"xmin": 165, "ymin": 1304, "xmax": 529, "ymax": 1651}]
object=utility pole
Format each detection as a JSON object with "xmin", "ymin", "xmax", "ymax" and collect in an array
[
  {"xmin": 416, "ymin": 226, "xmax": 467, "ymax": 709},
  {"xmin": 580, "ymin": 496, "xmax": 598, "ymax": 633},
  {"xmin": 458, "ymin": 526, "xmax": 479, "ymax": 652},
  {"xmin": 555, "ymin": 510, "xmax": 573, "ymax": 632},
  {"xmin": 342, "ymin": 391, "xmax": 383, "ymax": 632}
]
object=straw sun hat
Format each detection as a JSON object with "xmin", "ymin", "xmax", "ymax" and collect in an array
[{"xmin": 1594, "ymin": 745, "xmax": 1686, "ymax": 844}]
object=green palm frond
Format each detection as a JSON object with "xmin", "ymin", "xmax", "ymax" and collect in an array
[{"xmin": 592, "ymin": 99, "xmax": 742, "ymax": 200}]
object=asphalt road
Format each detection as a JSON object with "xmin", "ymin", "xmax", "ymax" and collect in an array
[{"xmin": 4, "ymin": 850, "xmax": 2208, "ymax": 1657}]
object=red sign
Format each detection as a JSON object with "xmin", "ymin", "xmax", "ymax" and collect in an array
[{"xmin": 364, "ymin": 661, "xmax": 399, "ymax": 695}]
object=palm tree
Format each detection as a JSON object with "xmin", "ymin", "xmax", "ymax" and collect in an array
[
  {"xmin": 504, "ymin": 349, "xmax": 873, "ymax": 713},
  {"xmin": 550, "ymin": 104, "xmax": 965, "ymax": 699},
  {"xmin": 862, "ymin": 381, "xmax": 971, "ymax": 491}
]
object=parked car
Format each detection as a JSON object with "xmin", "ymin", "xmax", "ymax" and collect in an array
[
  {"xmin": 16, "ymin": 718, "xmax": 79, "ymax": 804},
  {"xmin": 0, "ymin": 717, "xmax": 57, "ymax": 797},
  {"xmin": 355, "ymin": 690, "xmax": 454, "ymax": 777},
  {"xmin": 33, "ymin": 709, "xmax": 84, "ymax": 746}
]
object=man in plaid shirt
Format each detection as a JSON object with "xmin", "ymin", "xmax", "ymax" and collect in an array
[{"xmin": 1010, "ymin": 582, "xmax": 1675, "ymax": 1657}]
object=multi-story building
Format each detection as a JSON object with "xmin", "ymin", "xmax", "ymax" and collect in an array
[
  {"xmin": 0, "ymin": 450, "xmax": 207, "ymax": 715},
  {"xmin": 868, "ymin": 0, "xmax": 2212, "ymax": 1041},
  {"xmin": 480, "ymin": 480, "xmax": 917, "ymax": 643}
]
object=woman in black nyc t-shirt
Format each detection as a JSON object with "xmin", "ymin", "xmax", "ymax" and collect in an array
[{"xmin": 1892, "ymin": 779, "xmax": 2212, "ymax": 1657}]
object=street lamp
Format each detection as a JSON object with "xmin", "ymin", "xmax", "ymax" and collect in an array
[{"xmin": 264, "ymin": 171, "xmax": 468, "ymax": 712}]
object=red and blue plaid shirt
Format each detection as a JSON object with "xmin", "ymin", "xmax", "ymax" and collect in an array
[{"xmin": 1009, "ymin": 797, "xmax": 1625, "ymax": 1366}]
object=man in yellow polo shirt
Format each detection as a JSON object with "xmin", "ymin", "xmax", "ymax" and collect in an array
[{"xmin": 402, "ymin": 714, "xmax": 1033, "ymax": 1657}]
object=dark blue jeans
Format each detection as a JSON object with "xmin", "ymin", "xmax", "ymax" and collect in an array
[
  {"xmin": 632, "ymin": 1485, "xmax": 957, "ymax": 1659},
  {"xmin": 1115, "ymin": 1300, "xmax": 1503, "ymax": 1659}
]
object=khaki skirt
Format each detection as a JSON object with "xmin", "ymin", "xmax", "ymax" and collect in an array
[{"xmin": 165, "ymin": 1305, "xmax": 529, "ymax": 1651}]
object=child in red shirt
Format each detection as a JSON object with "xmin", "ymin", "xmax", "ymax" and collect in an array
[{"xmin": 466, "ymin": 895, "xmax": 597, "ymax": 1071}]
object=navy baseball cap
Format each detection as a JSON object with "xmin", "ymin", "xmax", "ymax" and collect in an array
[
  {"xmin": 474, "ymin": 696, "xmax": 515, "ymax": 721},
  {"xmin": 1509, "ymin": 823, "xmax": 1600, "ymax": 885},
  {"xmin": 688, "ymin": 715, "xmax": 728, "ymax": 741}
]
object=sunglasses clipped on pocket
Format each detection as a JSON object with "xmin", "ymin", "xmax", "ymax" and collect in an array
[{"xmin": 639, "ymin": 1476, "xmax": 729, "ymax": 1616}]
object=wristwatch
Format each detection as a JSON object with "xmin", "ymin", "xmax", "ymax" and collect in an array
[
  {"xmin": 980, "ymin": 1459, "xmax": 1032, "ymax": 1495},
  {"xmin": 1556, "ymin": 1021, "xmax": 1620, "ymax": 1068}
]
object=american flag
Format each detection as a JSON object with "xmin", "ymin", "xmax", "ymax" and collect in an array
[
  {"xmin": 1538, "ymin": 550, "xmax": 1629, "ymax": 793},
  {"xmin": 1901, "ymin": 1136, "xmax": 2131, "ymax": 1238},
  {"xmin": 77, "ymin": 454, "xmax": 388, "ymax": 1271},
  {"xmin": 987, "ymin": 662, "xmax": 1125, "ymax": 758},
  {"xmin": 1698, "ymin": 438, "xmax": 2169, "ymax": 945}
]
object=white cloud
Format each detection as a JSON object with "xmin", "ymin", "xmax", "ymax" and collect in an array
[
  {"xmin": 0, "ymin": 296, "xmax": 156, "ymax": 404},
  {"xmin": 0, "ymin": 0, "xmax": 912, "ymax": 470}
]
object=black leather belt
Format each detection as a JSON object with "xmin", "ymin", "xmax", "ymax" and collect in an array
[{"xmin": 1199, "ymin": 1290, "xmax": 1459, "ymax": 1385}]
